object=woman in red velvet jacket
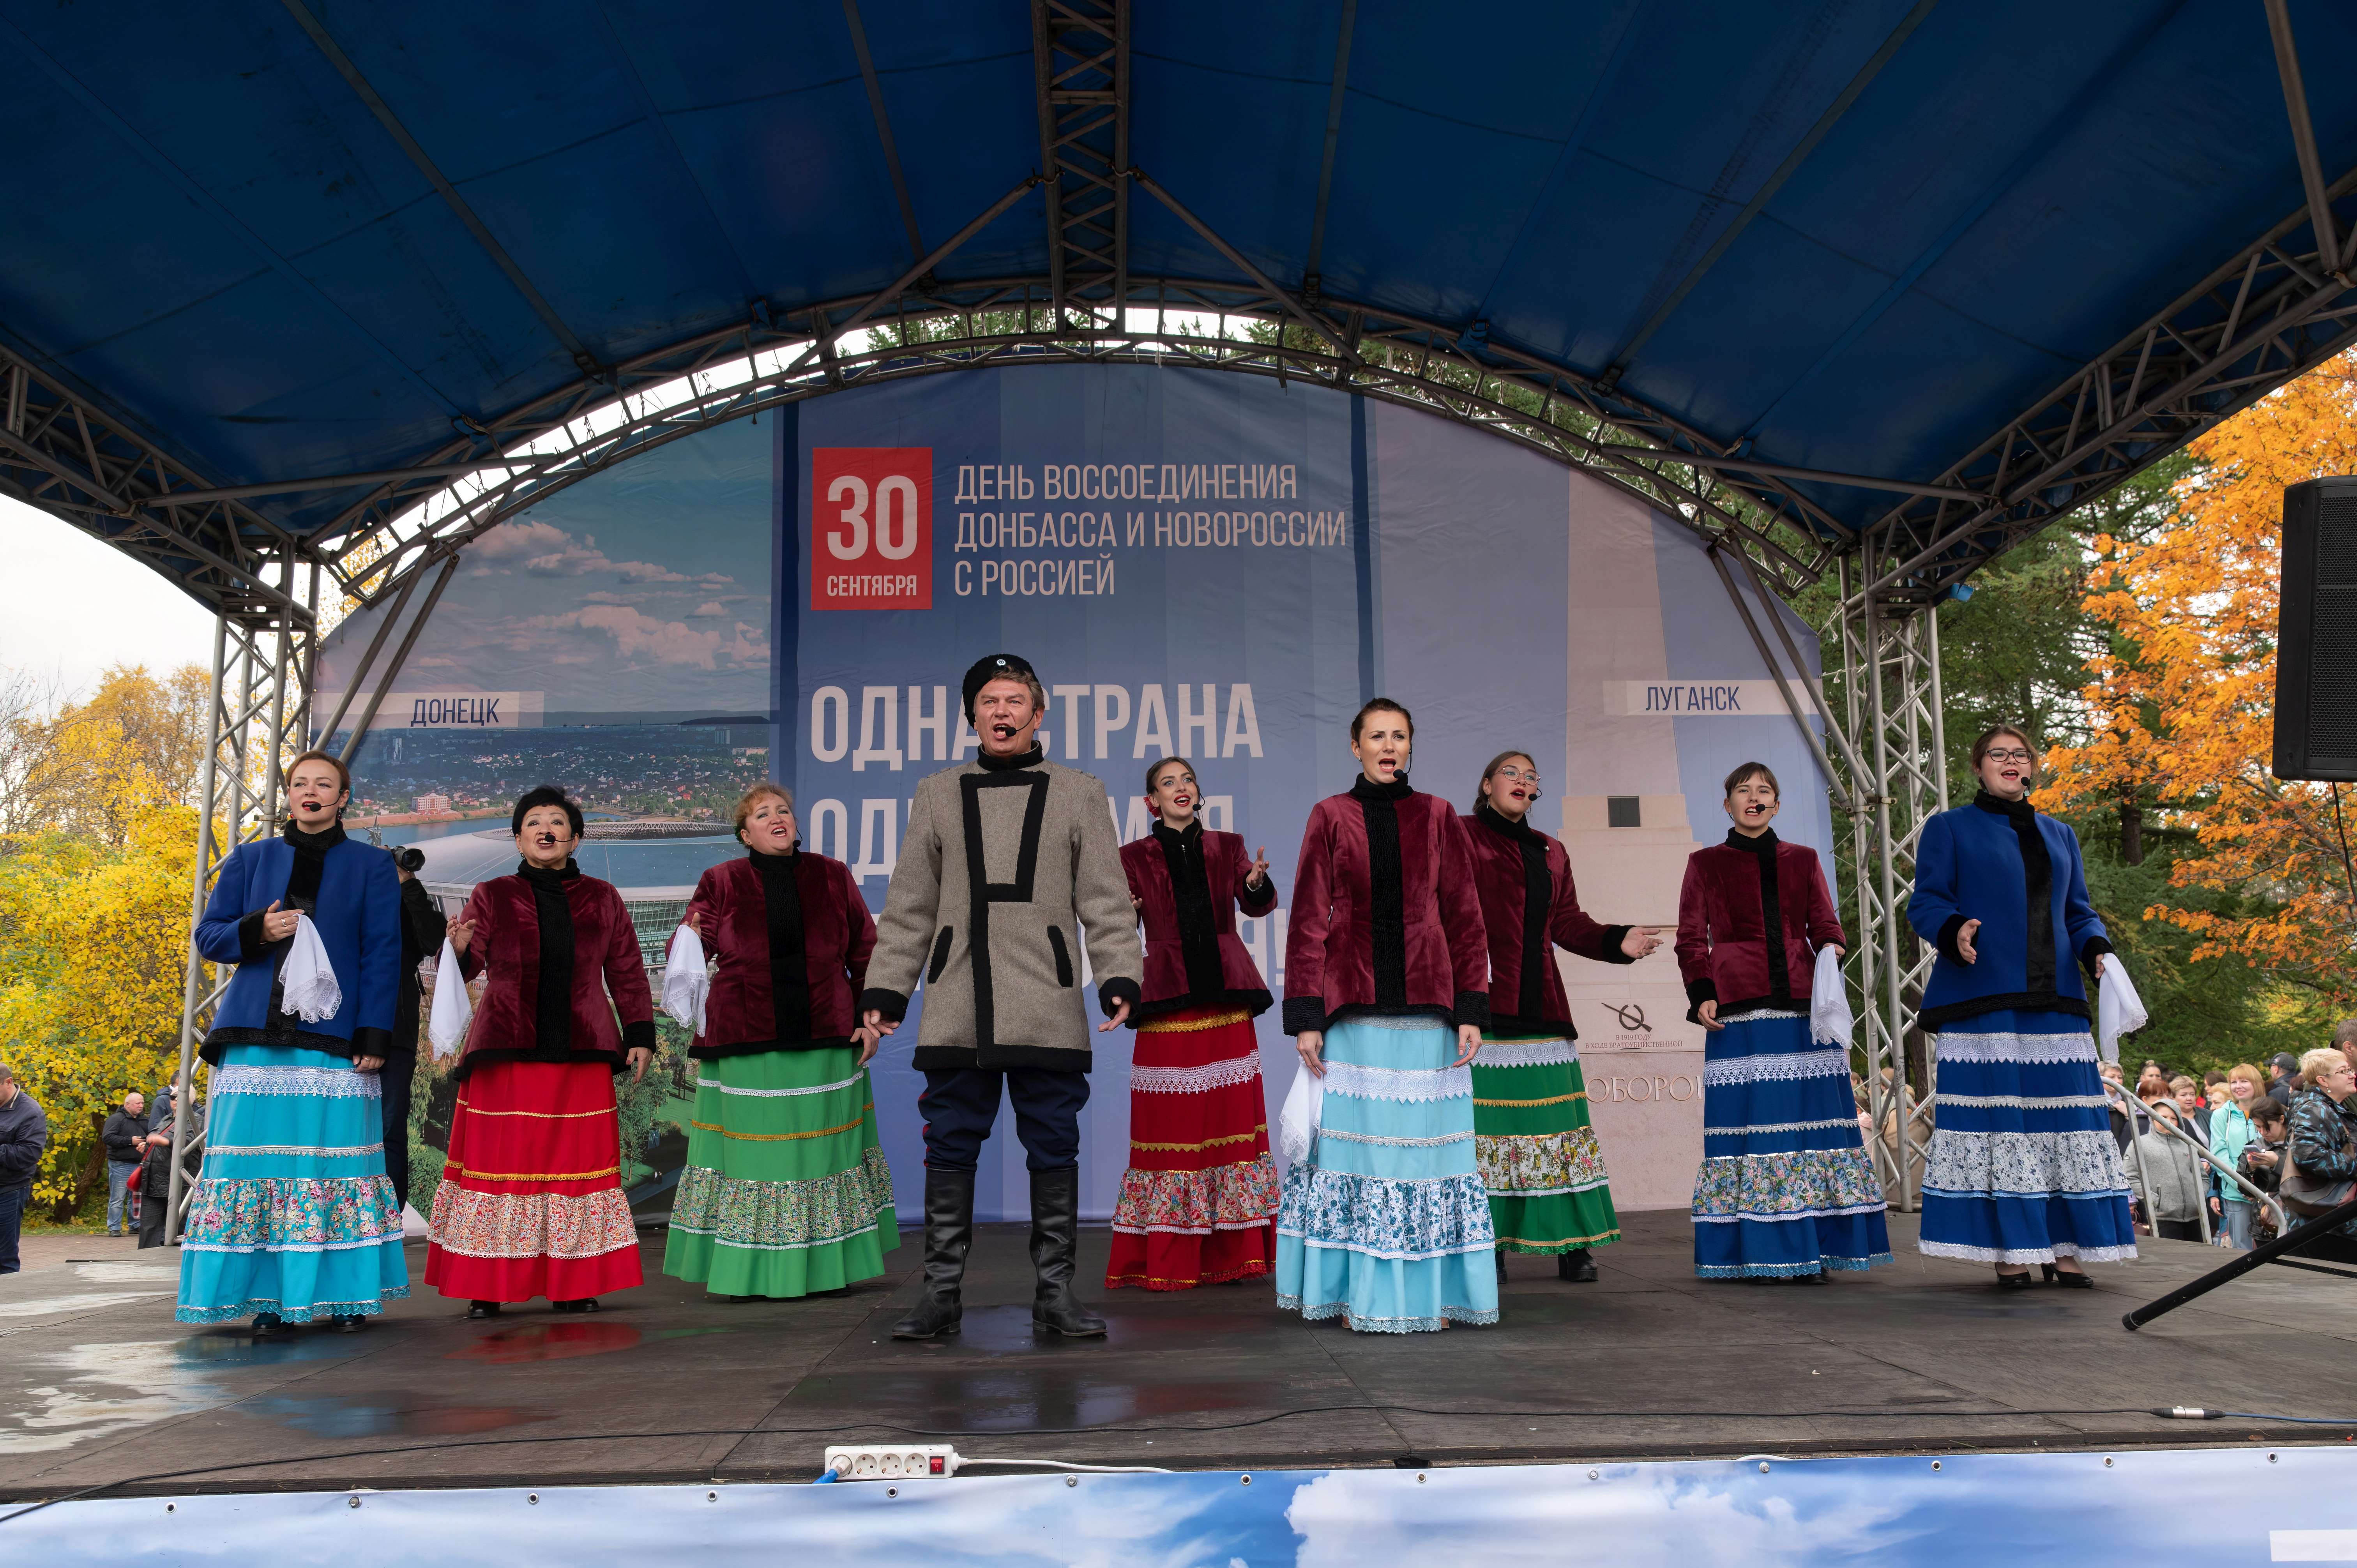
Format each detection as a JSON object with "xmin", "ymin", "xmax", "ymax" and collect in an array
[
  {"xmin": 661, "ymin": 784, "xmax": 894, "ymax": 1300},
  {"xmin": 1106, "ymin": 757, "xmax": 1281, "ymax": 1291},
  {"xmin": 1462, "ymin": 750, "xmax": 1663, "ymax": 1284},
  {"xmin": 1274, "ymin": 699, "xmax": 1498, "ymax": 1334},
  {"xmin": 424, "ymin": 786, "xmax": 654, "ymax": 1318},
  {"xmin": 1675, "ymin": 762, "xmax": 1887, "ymax": 1283}
]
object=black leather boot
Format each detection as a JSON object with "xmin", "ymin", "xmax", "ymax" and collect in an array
[
  {"xmin": 1028, "ymin": 1166, "xmax": 1106, "ymax": 1337},
  {"xmin": 891, "ymin": 1166, "xmax": 975, "ymax": 1340},
  {"xmin": 1557, "ymin": 1247, "xmax": 1598, "ymax": 1283}
]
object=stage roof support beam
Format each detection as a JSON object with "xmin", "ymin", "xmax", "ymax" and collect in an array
[
  {"xmin": 1604, "ymin": 0, "xmax": 1939, "ymax": 382},
  {"xmin": 280, "ymin": 0, "xmax": 603, "ymax": 376},
  {"xmin": 0, "ymin": 343, "xmax": 311, "ymax": 619},
  {"xmin": 1851, "ymin": 163, "xmax": 2357, "ymax": 610},
  {"xmin": 1302, "ymin": 0, "xmax": 1357, "ymax": 296},
  {"xmin": 2264, "ymin": 0, "xmax": 2346, "ymax": 279},
  {"xmin": 1033, "ymin": 0, "xmax": 1128, "ymax": 325},
  {"xmin": 842, "ymin": 0, "xmax": 926, "ymax": 263}
]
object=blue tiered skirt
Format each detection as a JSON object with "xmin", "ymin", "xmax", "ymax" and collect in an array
[
  {"xmin": 1918, "ymin": 1009, "xmax": 2138, "ymax": 1264},
  {"xmin": 177, "ymin": 1046, "xmax": 410, "ymax": 1324},
  {"xmin": 1275, "ymin": 1015, "xmax": 1498, "ymax": 1333},
  {"xmin": 1692, "ymin": 1010, "xmax": 1891, "ymax": 1277}
]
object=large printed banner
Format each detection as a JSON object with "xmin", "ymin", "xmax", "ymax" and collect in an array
[
  {"xmin": 324, "ymin": 364, "xmax": 1837, "ymax": 1225},
  {"xmin": 783, "ymin": 365, "xmax": 1834, "ymax": 1224}
]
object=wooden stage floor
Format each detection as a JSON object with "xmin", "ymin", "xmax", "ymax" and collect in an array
[{"xmin": 4, "ymin": 1210, "xmax": 2353, "ymax": 1500}]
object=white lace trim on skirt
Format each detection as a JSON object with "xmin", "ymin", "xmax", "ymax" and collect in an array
[
  {"xmin": 1702, "ymin": 1047, "xmax": 1850, "ymax": 1087},
  {"xmin": 1129, "ymin": 1054, "xmax": 1262, "ymax": 1094},
  {"xmin": 1322, "ymin": 1061, "xmax": 1472, "ymax": 1103},
  {"xmin": 1932, "ymin": 1030, "xmax": 2096, "ymax": 1065}
]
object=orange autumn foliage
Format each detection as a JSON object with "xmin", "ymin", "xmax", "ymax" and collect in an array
[{"xmin": 2039, "ymin": 352, "xmax": 2357, "ymax": 1005}]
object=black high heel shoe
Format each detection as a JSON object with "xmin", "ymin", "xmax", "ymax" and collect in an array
[
  {"xmin": 1994, "ymin": 1268, "xmax": 2034, "ymax": 1290},
  {"xmin": 2041, "ymin": 1263, "xmax": 2094, "ymax": 1289},
  {"xmin": 466, "ymin": 1300, "xmax": 501, "ymax": 1320}
]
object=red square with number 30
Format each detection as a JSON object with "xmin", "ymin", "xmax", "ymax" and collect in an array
[{"xmin": 811, "ymin": 447, "xmax": 932, "ymax": 610}]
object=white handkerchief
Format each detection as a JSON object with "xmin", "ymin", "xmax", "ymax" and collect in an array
[
  {"xmin": 1279, "ymin": 1063, "xmax": 1325, "ymax": 1165},
  {"xmin": 2095, "ymin": 957, "xmax": 2147, "ymax": 1064},
  {"xmin": 1808, "ymin": 945, "xmax": 1854, "ymax": 1047},
  {"xmin": 280, "ymin": 913, "xmax": 342, "ymax": 1023},
  {"xmin": 661, "ymin": 924, "xmax": 712, "ymax": 1035},
  {"xmin": 427, "ymin": 936, "xmax": 473, "ymax": 1056}
]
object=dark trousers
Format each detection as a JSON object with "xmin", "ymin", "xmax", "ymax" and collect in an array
[
  {"xmin": 0, "ymin": 1182, "xmax": 23, "ymax": 1273},
  {"xmin": 919, "ymin": 1068, "xmax": 1089, "ymax": 1173},
  {"xmin": 2156, "ymin": 1219, "xmax": 2204, "ymax": 1242},
  {"xmin": 380, "ymin": 1055, "xmax": 414, "ymax": 1213},
  {"xmin": 138, "ymin": 1186, "xmax": 169, "ymax": 1248}
]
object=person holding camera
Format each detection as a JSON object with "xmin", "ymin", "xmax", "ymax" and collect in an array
[{"xmin": 382, "ymin": 844, "xmax": 447, "ymax": 1215}]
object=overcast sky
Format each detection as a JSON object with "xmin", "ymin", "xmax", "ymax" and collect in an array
[{"xmin": 0, "ymin": 494, "xmax": 216, "ymax": 701}]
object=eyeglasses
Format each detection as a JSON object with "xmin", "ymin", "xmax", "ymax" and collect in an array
[
  {"xmin": 1982, "ymin": 748, "xmax": 2034, "ymax": 764},
  {"xmin": 1494, "ymin": 766, "xmax": 1542, "ymax": 788}
]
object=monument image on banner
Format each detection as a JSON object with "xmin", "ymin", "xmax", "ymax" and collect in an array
[{"xmin": 317, "ymin": 362, "xmax": 1836, "ymax": 1230}]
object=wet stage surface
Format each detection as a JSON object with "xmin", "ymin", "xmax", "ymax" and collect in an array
[{"xmin": 4, "ymin": 1211, "xmax": 2354, "ymax": 1498}]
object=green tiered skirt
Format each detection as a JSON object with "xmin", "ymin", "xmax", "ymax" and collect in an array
[
  {"xmin": 1472, "ymin": 1028, "xmax": 1621, "ymax": 1254},
  {"xmin": 661, "ymin": 1046, "xmax": 897, "ymax": 1298}
]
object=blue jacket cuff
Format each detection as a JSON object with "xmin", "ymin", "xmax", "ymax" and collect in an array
[{"xmin": 1936, "ymin": 915, "xmax": 1968, "ymax": 966}]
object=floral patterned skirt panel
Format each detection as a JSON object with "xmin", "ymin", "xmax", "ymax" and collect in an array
[
  {"xmin": 424, "ymin": 1059, "xmax": 644, "ymax": 1302},
  {"xmin": 1691, "ymin": 1011, "xmax": 1892, "ymax": 1278},
  {"xmin": 177, "ymin": 1045, "xmax": 410, "ymax": 1323},
  {"xmin": 1107, "ymin": 1008, "xmax": 1279, "ymax": 1290},
  {"xmin": 660, "ymin": 1045, "xmax": 897, "ymax": 1298},
  {"xmin": 1472, "ymin": 1030, "xmax": 1620, "ymax": 1255},
  {"xmin": 1274, "ymin": 1014, "xmax": 1498, "ymax": 1333},
  {"xmin": 1918, "ymin": 1008, "xmax": 2138, "ymax": 1264}
]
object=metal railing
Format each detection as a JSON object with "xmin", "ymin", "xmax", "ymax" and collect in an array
[{"xmin": 2106, "ymin": 1084, "xmax": 2288, "ymax": 1243}]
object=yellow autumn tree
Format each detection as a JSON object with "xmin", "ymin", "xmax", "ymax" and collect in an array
[
  {"xmin": 2040, "ymin": 350, "xmax": 2357, "ymax": 1005},
  {"xmin": 0, "ymin": 662, "xmax": 213, "ymax": 1216}
]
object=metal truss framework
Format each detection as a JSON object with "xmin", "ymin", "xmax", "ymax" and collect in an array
[
  {"xmin": 1846, "ymin": 162, "xmax": 2357, "ymax": 613},
  {"xmin": 16, "ymin": 8, "xmax": 2357, "ymax": 1219},
  {"xmin": 1033, "ymin": 0, "xmax": 1128, "ymax": 322},
  {"xmin": 1834, "ymin": 565, "xmax": 1947, "ymax": 1210},
  {"xmin": 0, "ymin": 343, "xmax": 315, "ymax": 622},
  {"xmin": 162, "ymin": 559, "xmax": 321, "ymax": 1239}
]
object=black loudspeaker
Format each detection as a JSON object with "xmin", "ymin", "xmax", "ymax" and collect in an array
[{"xmin": 2274, "ymin": 476, "xmax": 2357, "ymax": 780}]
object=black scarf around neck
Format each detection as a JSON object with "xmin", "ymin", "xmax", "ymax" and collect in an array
[
  {"xmin": 1477, "ymin": 802, "xmax": 1552, "ymax": 1021},
  {"xmin": 1974, "ymin": 789, "xmax": 2056, "ymax": 993},
  {"xmin": 1726, "ymin": 826, "xmax": 1790, "ymax": 1000},
  {"xmin": 1350, "ymin": 776, "xmax": 1410, "ymax": 1007},
  {"xmin": 1152, "ymin": 818, "xmax": 1225, "ymax": 998},
  {"xmin": 748, "ymin": 848, "xmax": 812, "ymax": 1041},
  {"xmin": 976, "ymin": 743, "xmax": 1045, "ymax": 772},
  {"xmin": 518, "ymin": 858, "xmax": 581, "ymax": 1056}
]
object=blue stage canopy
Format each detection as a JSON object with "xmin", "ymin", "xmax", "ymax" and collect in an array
[{"xmin": 4, "ymin": 0, "xmax": 2356, "ymax": 588}]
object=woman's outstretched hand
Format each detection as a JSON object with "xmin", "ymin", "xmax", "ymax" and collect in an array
[
  {"xmin": 1454, "ymin": 1024, "xmax": 1482, "ymax": 1067},
  {"xmin": 1296, "ymin": 1030, "xmax": 1325, "ymax": 1079},
  {"xmin": 1955, "ymin": 918, "xmax": 1981, "ymax": 964}
]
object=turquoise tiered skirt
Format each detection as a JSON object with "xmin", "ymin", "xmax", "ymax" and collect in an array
[
  {"xmin": 1274, "ymin": 1015, "xmax": 1499, "ymax": 1333},
  {"xmin": 176, "ymin": 1045, "xmax": 409, "ymax": 1323}
]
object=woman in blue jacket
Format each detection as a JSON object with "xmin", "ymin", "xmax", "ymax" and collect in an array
[
  {"xmin": 1908, "ymin": 726, "xmax": 2136, "ymax": 1286},
  {"xmin": 179, "ymin": 750, "xmax": 408, "ymax": 1335}
]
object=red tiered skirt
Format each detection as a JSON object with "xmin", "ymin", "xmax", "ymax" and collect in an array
[
  {"xmin": 424, "ymin": 1059, "xmax": 645, "ymax": 1303},
  {"xmin": 1106, "ymin": 1007, "xmax": 1281, "ymax": 1290}
]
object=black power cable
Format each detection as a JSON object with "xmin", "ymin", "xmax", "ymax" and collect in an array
[{"xmin": 5, "ymin": 1402, "xmax": 2353, "ymax": 1526}]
